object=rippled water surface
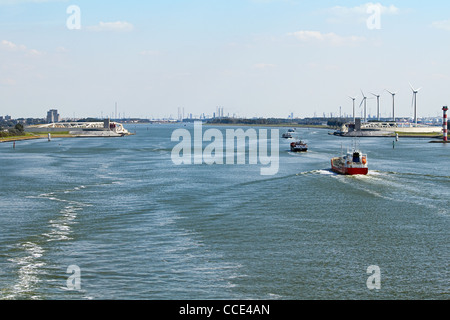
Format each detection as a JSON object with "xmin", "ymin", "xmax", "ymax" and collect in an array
[{"xmin": 0, "ymin": 124, "xmax": 448, "ymax": 300}]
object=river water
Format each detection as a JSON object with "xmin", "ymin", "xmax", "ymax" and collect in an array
[{"xmin": 0, "ymin": 124, "xmax": 448, "ymax": 300}]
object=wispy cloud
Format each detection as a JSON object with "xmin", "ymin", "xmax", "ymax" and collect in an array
[
  {"xmin": 86, "ymin": 21, "xmax": 134, "ymax": 32},
  {"xmin": 1, "ymin": 40, "xmax": 26, "ymax": 50},
  {"xmin": 327, "ymin": 2, "xmax": 399, "ymax": 24},
  {"xmin": 56, "ymin": 46, "xmax": 69, "ymax": 53},
  {"xmin": 287, "ymin": 31, "xmax": 365, "ymax": 46},
  {"xmin": 329, "ymin": 2, "xmax": 399, "ymax": 16},
  {"xmin": 1, "ymin": 40, "xmax": 43, "ymax": 56},
  {"xmin": 431, "ymin": 20, "xmax": 450, "ymax": 31}
]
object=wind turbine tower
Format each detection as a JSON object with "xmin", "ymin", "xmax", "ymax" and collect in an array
[
  {"xmin": 359, "ymin": 90, "xmax": 368, "ymax": 123},
  {"xmin": 410, "ymin": 83, "xmax": 422, "ymax": 126},
  {"xmin": 386, "ymin": 89, "xmax": 397, "ymax": 123},
  {"xmin": 348, "ymin": 96, "xmax": 357, "ymax": 123},
  {"xmin": 371, "ymin": 92, "xmax": 381, "ymax": 121}
]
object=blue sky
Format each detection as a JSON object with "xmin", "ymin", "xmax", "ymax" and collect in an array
[{"xmin": 1, "ymin": 0, "xmax": 450, "ymax": 119}]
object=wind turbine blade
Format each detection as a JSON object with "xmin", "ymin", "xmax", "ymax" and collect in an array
[
  {"xmin": 386, "ymin": 89, "xmax": 393, "ymax": 95},
  {"xmin": 417, "ymin": 87, "xmax": 422, "ymax": 92},
  {"xmin": 358, "ymin": 99, "xmax": 364, "ymax": 108},
  {"xmin": 360, "ymin": 89, "xmax": 365, "ymax": 97},
  {"xmin": 409, "ymin": 82, "xmax": 416, "ymax": 92}
]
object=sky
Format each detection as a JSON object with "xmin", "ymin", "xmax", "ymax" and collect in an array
[{"xmin": 1, "ymin": 0, "xmax": 450, "ymax": 120}]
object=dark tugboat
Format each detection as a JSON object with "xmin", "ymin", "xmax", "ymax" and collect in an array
[{"xmin": 290, "ymin": 140, "xmax": 308, "ymax": 152}]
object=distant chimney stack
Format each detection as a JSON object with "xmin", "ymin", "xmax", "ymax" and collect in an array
[{"xmin": 443, "ymin": 106, "xmax": 448, "ymax": 142}]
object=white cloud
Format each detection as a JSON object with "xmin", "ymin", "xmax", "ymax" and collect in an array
[
  {"xmin": 1, "ymin": 40, "xmax": 43, "ymax": 56},
  {"xmin": 1, "ymin": 40, "xmax": 25, "ymax": 51},
  {"xmin": 27, "ymin": 49, "xmax": 42, "ymax": 56},
  {"xmin": 56, "ymin": 46, "xmax": 69, "ymax": 53},
  {"xmin": 327, "ymin": 2, "xmax": 399, "ymax": 24},
  {"xmin": 431, "ymin": 20, "xmax": 450, "ymax": 31},
  {"xmin": 287, "ymin": 31, "xmax": 365, "ymax": 46},
  {"xmin": 87, "ymin": 21, "xmax": 134, "ymax": 32},
  {"xmin": 329, "ymin": 2, "xmax": 399, "ymax": 16}
]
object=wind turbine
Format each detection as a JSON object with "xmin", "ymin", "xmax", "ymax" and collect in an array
[
  {"xmin": 385, "ymin": 89, "xmax": 397, "ymax": 123},
  {"xmin": 370, "ymin": 92, "xmax": 381, "ymax": 121},
  {"xmin": 359, "ymin": 90, "xmax": 368, "ymax": 123},
  {"xmin": 409, "ymin": 83, "xmax": 422, "ymax": 126},
  {"xmin": 348, "ymin": 96, "xmax": 357, "ymax": 123}
]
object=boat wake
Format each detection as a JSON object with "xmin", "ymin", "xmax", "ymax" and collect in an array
[
  {"xmin": 3, "ymin": 242, "xmax": 46, "ymax": 300},
  {"xmin": 297, "ymin": 169, "xmax": 337, "ymax": 176},
  {"xmin": 380, "ymin": 170, "xmax": 450, "ymax": 180},
  {"xmin": 331, "ymin": 169, "xmax": 450, "ymax": 216},
  {"xmin": 235, "ymin": 173, "xmax": 300, "ymax": 188},
  {"xmin": 2, "ymin": 185, "xmax": 92, "ymax": 300}
]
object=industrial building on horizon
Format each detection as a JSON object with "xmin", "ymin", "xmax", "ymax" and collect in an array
[{"xmin": 46, "ymin": 109, "xmax": 60, "ymax": 123}]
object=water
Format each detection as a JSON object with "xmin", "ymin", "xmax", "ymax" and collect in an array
[{"xmin": 0, "ymin": 124, "xmax": 448, "ymax": 300}]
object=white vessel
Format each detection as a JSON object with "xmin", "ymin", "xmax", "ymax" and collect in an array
[{"xmin": 27, "ymin": 119, "xmax": 132, "ymax": 137}]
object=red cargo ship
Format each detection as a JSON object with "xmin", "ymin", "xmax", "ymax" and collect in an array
[{"xmin": 331, "ymin": 148, "xmax": 368, "ymax": 175}]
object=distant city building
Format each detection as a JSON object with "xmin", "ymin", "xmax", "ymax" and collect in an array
[
  {"xmin": 47, "ymin": 109, "xmax": 60, "ymax": 123},
  {"xmin": 5, "ymin": 115, "xmax": 11, "ymax": 120}
]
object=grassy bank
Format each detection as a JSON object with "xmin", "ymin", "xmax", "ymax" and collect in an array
[
  {"xmin": 0, "ymin": 131, "xmax": 74, "ymax": 143},
  {"xmin": 0, "ymin": 133, "xmax": 41, "ymax": 143},
  {"xmin": 32, "ymin": 131, "xmax": 74, "ymax": 138},
  {"xmin": 30, "ymin": 131, "xmax": 71, "ymax": 135},
  {"xmin": 395, "ymin": 132, "xmax": 442, "ymax": 138}
]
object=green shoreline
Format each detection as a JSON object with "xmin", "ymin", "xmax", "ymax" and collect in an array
[{"xmin": 0, "ymin": 133, "xmax": 74, "ymax": 143}]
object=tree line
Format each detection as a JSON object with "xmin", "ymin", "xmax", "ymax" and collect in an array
[{"xmin": 0, "ymin": 123, "xmax": 25, "ymax": 137}]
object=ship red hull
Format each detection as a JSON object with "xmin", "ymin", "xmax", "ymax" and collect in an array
[{"xmin": 331, "ymin": 159, "xmax": 368, "ymax": 175}]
